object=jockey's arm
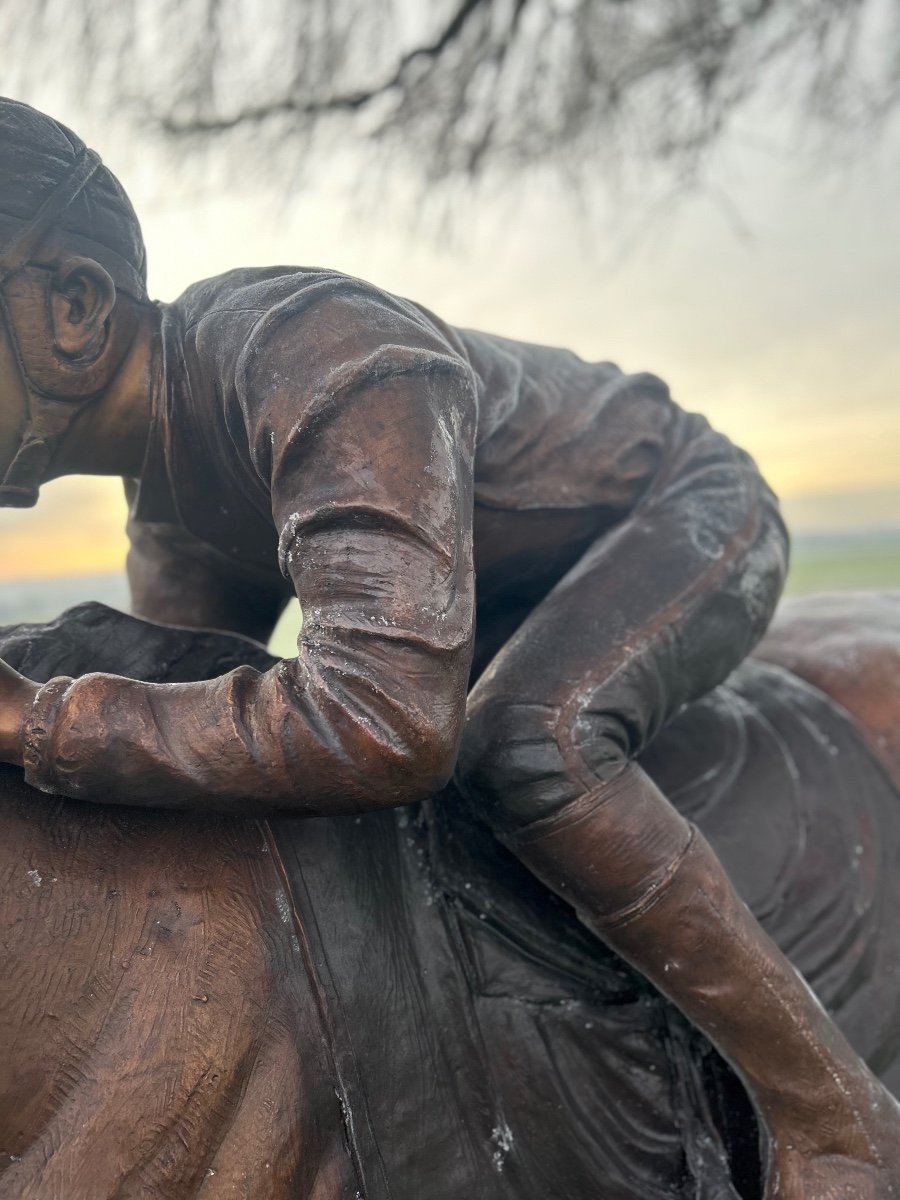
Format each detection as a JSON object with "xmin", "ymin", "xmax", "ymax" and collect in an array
[{"xmin": 1, "ymin": 303, "xmax": 478, "ymax": 813}]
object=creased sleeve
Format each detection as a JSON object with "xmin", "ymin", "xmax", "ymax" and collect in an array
[{"xmin": 22, "ymin": 284, "xmax": 478, "ymax": 814}]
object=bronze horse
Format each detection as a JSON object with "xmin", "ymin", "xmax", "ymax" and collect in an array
[{"xmin": 1, "ymin": 592, "xmax": 899, "ymax": 1200}]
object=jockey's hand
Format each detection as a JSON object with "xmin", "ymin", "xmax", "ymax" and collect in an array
[
  {"xmin": 763, "ymin": 1071, "xmax": 900, "ymax": 1199},
  {"xmin": 0, "ymin": 658, "xmax": 39, "ymax": 765}
]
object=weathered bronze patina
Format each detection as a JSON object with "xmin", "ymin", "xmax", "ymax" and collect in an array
[{"xmin": 1, "ymin": 96, "xmax": 900, "ymax": 1196}]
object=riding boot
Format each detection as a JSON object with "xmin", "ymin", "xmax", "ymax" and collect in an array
[{"xmin": 501, "ymin": 761, "xmax": 887, "ymax": 1154}]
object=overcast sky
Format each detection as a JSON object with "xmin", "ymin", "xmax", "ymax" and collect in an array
[{"xmin": 2, "ymin": 80, "xmax": 899, "ymax": 581}]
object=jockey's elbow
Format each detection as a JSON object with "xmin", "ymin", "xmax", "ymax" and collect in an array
[
  {"xmin": 276, "ymin": 706, "xmax": 460, "ymax": 813},
  {"xmin": 349, "ymin": 701, "xmax": 462, "ymax": 809},
  {"xmin": 418, "ymin": 718, "xmax": 462, "ymax": 796}
]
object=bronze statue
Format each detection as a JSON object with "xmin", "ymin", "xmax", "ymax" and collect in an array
[
  {"xmin": 3, "ymin": 597, "xmax": 900, "ymax": 1199},
  {"xmin": 1, "ymin": 97, "xmax": 899, "ymax": 1197}
]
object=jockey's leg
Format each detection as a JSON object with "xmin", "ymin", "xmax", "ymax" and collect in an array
[
  {"xmin": 457, "ymin": 422, "xmax": 900, "ymax": 1188},
  {"xmin": 459, "ymin": 410, "xmax": 787, "ymax": 839}
]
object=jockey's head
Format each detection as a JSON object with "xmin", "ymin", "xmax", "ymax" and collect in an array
[{"xmin": 0, "ymin": 97, "xmax": 149, "ymax": 507}]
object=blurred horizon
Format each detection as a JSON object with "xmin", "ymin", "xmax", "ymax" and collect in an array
[{"xmin": 3, "ymin": 488, "xmax": 899, "ymax": 585}]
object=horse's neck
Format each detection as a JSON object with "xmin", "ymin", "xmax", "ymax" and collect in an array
[{"xmin": 0, "ymin": 787, "xmax": 353, "ymax": 1197}]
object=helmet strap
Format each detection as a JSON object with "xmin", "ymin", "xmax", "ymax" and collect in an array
[
  {"xmin": 0, "ymin": 390, "xmax": 90, "ymax": 508},
  {"xmin": 0, "ymin": 148, "xmax": 106, "ymax": 507}
]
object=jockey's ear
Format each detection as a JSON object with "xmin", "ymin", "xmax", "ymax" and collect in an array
[{"xmin": 50, "ymin": 256, "xmax": 116, "ymax": 363}]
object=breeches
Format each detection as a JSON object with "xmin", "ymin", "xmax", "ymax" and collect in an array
[{"xmin": 458, "ymin": 413, "xmax": 789, "ymax": 835}]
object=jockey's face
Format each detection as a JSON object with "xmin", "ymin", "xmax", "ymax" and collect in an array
[{"xmin": 0, "ymin": 304, "xmax": 28, "ymax": 489}]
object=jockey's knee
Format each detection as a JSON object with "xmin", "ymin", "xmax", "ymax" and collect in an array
[{"xmin": 457, "ymin": 691, "xmax": 632, "ymax": 832}]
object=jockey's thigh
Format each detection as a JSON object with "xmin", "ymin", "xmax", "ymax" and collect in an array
[{"xmin": 457, "ymin": 420, "xmax": 788, "ymax": 834}]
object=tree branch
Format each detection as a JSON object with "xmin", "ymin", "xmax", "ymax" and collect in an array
[{"xmin": 157, "ymin": 0, "xmax": 495, "ymax": 135}]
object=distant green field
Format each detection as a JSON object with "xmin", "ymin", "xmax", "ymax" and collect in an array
[{"xmin": 785, "ymin": 531, "xmax": 900, "ymax": 596}]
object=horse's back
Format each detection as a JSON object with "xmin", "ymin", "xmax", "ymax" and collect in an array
[{"xmin": 755, "ymin": 590, "xmax": 900, "ymax": 790}]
